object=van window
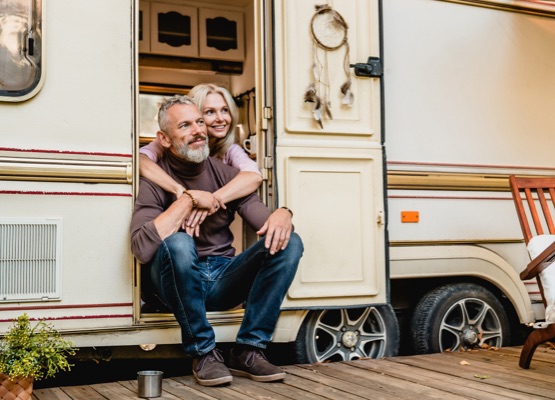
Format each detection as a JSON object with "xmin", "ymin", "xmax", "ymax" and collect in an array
[{"xmin": 0, "ymin": 0, "xmax": 43, "ymax": 101}]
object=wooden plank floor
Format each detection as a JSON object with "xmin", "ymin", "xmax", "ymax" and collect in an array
[{"xmin": 32, "ymin": 345, "xmax": 555, "ymax": 400}]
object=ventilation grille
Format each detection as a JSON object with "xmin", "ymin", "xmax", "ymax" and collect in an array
[{"xmin": 0, "ymin": 219, "xmax": 62, "ymax": 302}]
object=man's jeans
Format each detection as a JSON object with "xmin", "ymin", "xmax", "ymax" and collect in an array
[{"xmin": 149, "ymin": 232, "xmax": 303, "ymax": 357}]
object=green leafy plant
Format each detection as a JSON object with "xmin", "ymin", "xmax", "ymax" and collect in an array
[{"xmin": 0, "ymin": 314, "xmax": 77, "ymax": 381}]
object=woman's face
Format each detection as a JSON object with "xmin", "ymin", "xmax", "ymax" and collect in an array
[{"xmin": 202, "ymin": 93, "xmax": 232, "ymax": 139}]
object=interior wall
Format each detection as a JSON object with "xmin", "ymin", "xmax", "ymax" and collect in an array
[{"xmin": 231, "ymin": 1, "xmax": 255, "ymax": 95}]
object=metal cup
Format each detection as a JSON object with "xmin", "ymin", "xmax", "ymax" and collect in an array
[{"xmin": 137, "ymin": 370, "xmax": 163, "ymax": 398}]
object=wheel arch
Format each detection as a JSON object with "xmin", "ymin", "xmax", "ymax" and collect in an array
[{"xmin": 389, "ymin": 245, "xmax": 534, "ymax": 325}]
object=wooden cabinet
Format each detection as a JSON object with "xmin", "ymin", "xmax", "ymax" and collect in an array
[
  {"xmin": 139, "ymin": 2, "xmax": 244, "ymax": 62},
  {"xmin": 199, "ymin": 9, "xmax": 244, "ymax": 61},
  {"xmin": 150, "ymin": 2, "xmax": 199, "ymax": 57}
]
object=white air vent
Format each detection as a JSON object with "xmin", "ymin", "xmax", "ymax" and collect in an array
[{"xmin": 0, "ymin": 218, "xmax": 62, "ymax": 302}]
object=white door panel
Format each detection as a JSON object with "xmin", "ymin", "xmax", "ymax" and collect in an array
[{"xmin": 279, "ymin": 147, "xmax": 386, "ymax": 306}]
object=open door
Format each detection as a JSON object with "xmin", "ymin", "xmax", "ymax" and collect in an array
[{"xmin": 257, "ymin": 0, "xmax": 387, "ymax": 308}]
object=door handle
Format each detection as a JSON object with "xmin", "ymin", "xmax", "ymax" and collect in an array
[{"xmin": 350, "ymin": 57, "xmax": 383, "ymax": 78}]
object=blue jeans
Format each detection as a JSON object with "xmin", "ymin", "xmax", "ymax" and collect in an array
[{"xmin": 149, "ymin": 232, "xmax": 303, "ymax": 357}]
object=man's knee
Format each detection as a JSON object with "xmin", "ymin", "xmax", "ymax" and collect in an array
[
  {"xmin": 162, "ymin": 232, "xmax": 196, "ymax": 256},
  {"xmin": 286, "ymin": 232, "xmax": 304, "ymax": 259},
  {"xmin": 276, "ymin": 232, "xmax": 303, "ymax": 277}
]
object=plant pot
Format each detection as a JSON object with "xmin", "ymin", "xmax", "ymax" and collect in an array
[{"xmin": 0, "ymin": 373, "xmax": 34, "ymax": 400}]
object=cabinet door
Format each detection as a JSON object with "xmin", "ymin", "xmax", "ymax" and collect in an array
[
  {"xmin": 138, "ymin": 1, "xmax": 150, "ymax": 53},
  {"xmin": 150, "ymin": 2, "xmax": 198, "ymax": 57},
  {"xmin": 199, "ymin": 8, "xmax": 244, "ymax": 61}
]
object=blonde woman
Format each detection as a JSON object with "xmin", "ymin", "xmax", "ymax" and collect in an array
[{"xmin": 139, "ymin": 84, "xmax": 263, "ymax": 233}]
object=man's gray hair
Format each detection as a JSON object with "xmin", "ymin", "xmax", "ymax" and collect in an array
[{"xmin": 158, "ymin": 95, "xmax": 196, "ymax": 133}]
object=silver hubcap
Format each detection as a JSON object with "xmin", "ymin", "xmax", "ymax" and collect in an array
[
  {"xmin": 438, "ymin": 298, "xmax": 503, "ymax": 352},
  {"xmin": 462, "ymin": 329, "xmax": 479, "ymax": 346},
  {"xmin": 309, "ymin": 307, "xmax": 388, "ymax": 362},
  {"xmin": 341, "ymin": 330, "xmax": 359, "ymax": 348}
]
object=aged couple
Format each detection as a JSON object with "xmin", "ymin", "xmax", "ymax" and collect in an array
[{"xmin": 130, "ymin": 84, "xmax": 304, "ymax": 386}]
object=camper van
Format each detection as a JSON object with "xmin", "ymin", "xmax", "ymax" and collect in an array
[{"xmin": 1, "ymin": 0, "xmax": 554, "ymax": 363}]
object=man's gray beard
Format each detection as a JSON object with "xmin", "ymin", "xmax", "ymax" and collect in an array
[{"xmin": 174, "ymin": 139, "xmax": 209, "ymax": 163}]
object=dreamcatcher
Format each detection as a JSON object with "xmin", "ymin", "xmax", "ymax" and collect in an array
[{"xmin": 304, "ymin": 3, "xmax": 353, "ymax": 129}]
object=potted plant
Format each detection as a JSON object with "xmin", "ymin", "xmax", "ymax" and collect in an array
[{"xmin": 0, "ymin": 314, "xmax": 77, "ymax": 400}]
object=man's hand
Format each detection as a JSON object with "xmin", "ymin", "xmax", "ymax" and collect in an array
[
  {"xmin": 256, "ymin": 208, "xmax": 293, "ymax": 255},
  {"xmin": 153, "ymin": 193, "xmax": 196, "ymax": 240}
]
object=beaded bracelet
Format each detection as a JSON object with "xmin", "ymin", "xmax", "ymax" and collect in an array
[{"xmin": 183, "ymin": 190, "xmax": 197, "ymax": 208}]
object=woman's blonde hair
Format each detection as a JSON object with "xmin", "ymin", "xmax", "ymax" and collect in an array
[{"xmin": 188, "ymin": 83, "xmax": 239, "ymax": 160}]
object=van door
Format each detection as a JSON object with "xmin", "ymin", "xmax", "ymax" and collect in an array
[{"xmin": 257, "ymin": 0, "xmax": 386, "ymax": 308}]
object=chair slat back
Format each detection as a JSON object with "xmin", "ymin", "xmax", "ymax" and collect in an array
[{"xmin": 509, "ymin": 176, "xmax": 555, "ymax": 244}]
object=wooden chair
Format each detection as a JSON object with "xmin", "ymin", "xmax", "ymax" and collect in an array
[{"xmin": 509, "ymin": 175, "xmax": 555, "ymax": 368}]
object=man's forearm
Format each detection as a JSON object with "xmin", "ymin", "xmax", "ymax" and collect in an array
[{"xmin": 153, "ymin": 195, "xmax": 195, "ymax": 240}]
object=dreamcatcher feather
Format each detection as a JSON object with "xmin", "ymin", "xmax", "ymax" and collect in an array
[{"xmin": 304, "ymin": 3, "xmax": 353, "ymax": 129}]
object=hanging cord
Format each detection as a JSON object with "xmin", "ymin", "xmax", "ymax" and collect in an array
[{"xmin": 340, "ymin": 41, "xmax": 353, "ymax": 106}]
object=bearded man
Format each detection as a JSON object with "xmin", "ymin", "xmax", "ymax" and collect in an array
[{"xmin": 130, "ymin": 95, "xmax": 303, "ymax": 387}]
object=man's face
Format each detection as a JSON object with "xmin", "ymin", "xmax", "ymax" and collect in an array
[{"xmin": 159, "ymin": 104, "xmax": 209, "ymax": 163}]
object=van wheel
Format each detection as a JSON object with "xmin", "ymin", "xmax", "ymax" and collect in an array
[
  {"xmin": 294, "ymin": 305, "xmax": 399, "ymax": 363},
  {"xmin": 411, "ymin": 283, "xmax": 510, "ymax": 354}
]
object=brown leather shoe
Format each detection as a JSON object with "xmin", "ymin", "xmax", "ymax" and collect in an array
[
  {"xmin": 192, "ymin": 349, "xmax": 232, "ymax": 386},
  {"xmin": 228, "ymin": 348, "xmax": 286, "ymax": 382}
]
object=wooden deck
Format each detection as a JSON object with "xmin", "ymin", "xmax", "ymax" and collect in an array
[{"xmin": 32, "ymin": 345, "xmax": 555, "ymax": 400}]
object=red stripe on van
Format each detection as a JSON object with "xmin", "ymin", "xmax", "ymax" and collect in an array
[
  {"xmin": 0, "ymin": 191, "xmax": 131, "ymax": 197},
  {"xmin": 0, "ymin": 303, "xmax": 133, "ymax": 312},
  {"xmin": 0, "ymin": 314, "xmax": 133, "ymax": 323},
  {"xmin": 0, "ymin": 147, "xmax": 132, "ymax": 158}
]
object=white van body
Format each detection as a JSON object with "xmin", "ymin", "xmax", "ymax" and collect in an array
[
  {"xmin": 385, "ymin": 0, "xmax": 555, "ymax": 352},
  {"xmin": 1, "ymin": 0, "xmax": 554, "ymax": 360}
]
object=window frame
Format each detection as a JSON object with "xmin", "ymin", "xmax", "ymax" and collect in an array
[{"xmin": 0, "ymin": 0, "xmax": 44, "ymax": 102}]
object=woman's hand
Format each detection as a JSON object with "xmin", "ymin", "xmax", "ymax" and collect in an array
[{"xmin": 181, "ymin": 190, "xmax": 226, "ymax": 236}]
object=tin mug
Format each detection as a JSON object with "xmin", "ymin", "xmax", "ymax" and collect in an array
[{"xmin": 137, "ymin": 370, "xmax": 163, "ymax": 398}]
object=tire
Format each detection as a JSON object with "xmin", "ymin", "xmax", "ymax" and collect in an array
[
  {"xmin": 410, "ymin": 283, "xmax": 510, "ymax": 354},
  {"xmin": 294, "ymin": 304, "xmax": 400, "ymax": 363}
]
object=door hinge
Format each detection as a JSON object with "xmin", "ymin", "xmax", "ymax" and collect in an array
[
  {"xmin": 262, "ymin": 107, "xmax": 273, "ymax": 130},
  {"xmin": 264, "ymin": 156, "xmax": 274, "ymax": 170},
  {"xmin": 377, "ymin": 211, "xmax": 384, "ymax": 226},
  {"xmin": 262, "ymin": 156, "xmax": 273, "ymax": 181},
  {"xmin": 350, "ymin": 56, "xmax": 383, "ymax": 78}
]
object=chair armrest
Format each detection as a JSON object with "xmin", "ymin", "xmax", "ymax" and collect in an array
[{"xmin": 521, "ymin": 240, "xmax": 555, "ymax": 280}]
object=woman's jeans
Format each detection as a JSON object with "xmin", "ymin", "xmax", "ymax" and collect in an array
[{"xmin": 149, "ymin": 232, "xmax": 303, "ymax": 357}]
